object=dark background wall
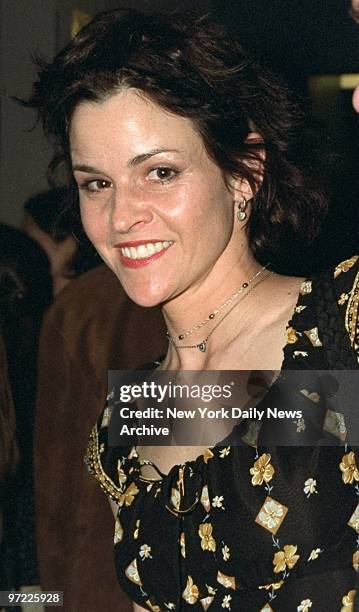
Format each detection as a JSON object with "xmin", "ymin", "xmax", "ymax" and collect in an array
[{"xmin": 1, "ymin": 0, "xmax": 358, "ymax": 254}]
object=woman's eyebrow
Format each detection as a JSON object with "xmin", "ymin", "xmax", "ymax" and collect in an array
[
  {"xmin": 72, "ymin": 163, "xmax": 104, "ymax": 174},
  {"xmin": 128, "ymin": 148, "xmax": 181, "ymax": 167},
  {"xmin": 72, "ymin": 149, "xmax": 182, "ymax": 174}
]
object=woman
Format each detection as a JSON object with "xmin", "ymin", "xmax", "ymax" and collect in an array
[{"xmin": 26, "ymin": 10, "xmax": 358, "ymax": 611}]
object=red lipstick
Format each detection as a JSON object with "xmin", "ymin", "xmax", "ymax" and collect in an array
[
  {"xmin": 114, "ymin": 240, "xmax": 173, "ymax": 268},
  {"xmin": 114, "ymin": 239, "xmax": 164, "ymax": 248}
]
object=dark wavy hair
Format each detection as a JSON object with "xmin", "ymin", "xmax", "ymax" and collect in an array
[{"xmin": 23, "ymin": 9, "xmax": 327, "ymax": 263}]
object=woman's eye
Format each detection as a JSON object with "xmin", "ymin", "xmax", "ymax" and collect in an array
[
  {"xmin": 148, "ymin": 167, "xmax": 178, "ymax": 182},
  {"xmin": 79, "ymin": 179, "xmax": 113, "ymax": 193}
]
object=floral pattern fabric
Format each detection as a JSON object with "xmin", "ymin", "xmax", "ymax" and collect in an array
[{"xmin": 85, "ymin": 257, "xmax": 359, "ymax": 611}]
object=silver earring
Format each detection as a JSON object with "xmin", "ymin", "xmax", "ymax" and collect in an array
[{"xmin": 236, "ymin": 199, "xmax": 247, "ymax": 222}]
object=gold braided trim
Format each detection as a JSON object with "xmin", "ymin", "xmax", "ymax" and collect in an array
[
  {"xmin": 334, "ymin": 255, "xmax": 359, "ymax": 278},
  {"xmin": 84, "ymin": 425, "xmax": 125, "ymax": 503},
  {"xmin": 345, "ymin": 267, "xmax": 359, "ymax": 362}
]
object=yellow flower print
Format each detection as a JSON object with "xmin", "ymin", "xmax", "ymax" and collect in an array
[
  {"xmin": 219, "ymin": 446, "xmax": 231, "ymax": 458},
  {"xmin": 114, "ymin": 517, "xmax": 123, "ymax": 545},
  {"xmin": 340, "ymin": 452, "xmax": 359, "ymax": 484},
  {"xmin": 300, "ymin": 389, "xmax": 320, "ymax": 403},
  {"xmin": 334, "ymin": 256, "xmax": 358, "ymax": 278},
  {"xmin": 101, "ymin": 406, "xmax": 112, "ymax": 427},
  {"xmin": 295, "ymin": 418, "xmax": 306, "ymax": 432},
  {"xmin": 286, "ymin": 327, "xmax": 298, "ymax": 344},
  {"xmin": 125, "ymin": 558, "xmax": 142, "ymax": 586},
  {"xmin": 200, "ymin": 596, "xmax": 214, "ymax": 611},
  {"xmin": 307, "ymin": 548, "xmax": 322, "ymax": 561},
  {"xmin": 250, "ymin": 453, "xmax": 275, "ymax": 486},
  {"xmin": 222, "ymin": 544, "xmax": 230, "ymax": 561},
  {"xmin": 170, "ymin": 487, "xmax": 181, "ymax": 511},
  {"xmin": 182, "ymin": 576, "xmax": 199, "ymax": 605},
  {"xmin": 117, "ymin": 461, "xmax": 127, "ymax": 487},
  {"xmin": 200, "ymin": 485, "xmax": 211, "ymax": 512},
  {"xmin": 348, "ymin": 503, "xmax": 359, "ymax": 533},
  {"xmin": 180, "ymin": 532, "xmax": 186, "ymax": 559},
  {"xmin": 293, "ymin": 351, "xmax": 308, "ymax": 359},
  {"xmin": 341, "ymin": 589, "xmax": 356, "ymax": 612},
  {"xmin": 119, "ymin": 482, "xmax": 139, "ymax": 507},
  {"xmin": 273, "ymin": 544, "xmax": 300, "ymax": 573},
  {"xmin": 258, "ymin": 580, "xmax": 284, "ymax": 591},
  {"xmin": 212, "ymin": 495, "xmax": 225, "ymax": 508},
  {"xmin": 222, "ymin": 594, "xmax": 232, "ymax": 609},
  {"xmin": 134, "ymin": 519, "xmax": 140, "ymax": 540},
  {"xmin": 353, "ymin": 550, "xmax": 359, "ymax": 572},
  {"xmin": 198, "ymin": 523, "xmax": 216, "ymax": 552},
  {"xmin": 324, "ymin": 410, "xmax": 347, "ymax": 441},
  {"xmin": 139, "ymin": 544, "xmax": 152, "ymax": 560},
  {"xmin": 297, "ymin": 599, "xmax": 312, "ymax": 612},
  {"xmin": 255, "ymin": 497, "xmax": 288, "ymax": 534},
  {"xmin": 304, "ymin": 327, "xmax": 322, "ymax": 347},
  {"xmin": 217, "ymin": 570, "xmax": 236, "ymax": 590},
  {"xmin": 299, "ymin": 280, "xmax": 312, "ymax": 295},
  {"xmin": 207, "ymin": 585, "xmax": 217, "ymax": 596},
  {"xmin": 145, "ymin": 602, "xmax": 161, "ymax": 612},
  {"xmin": 303, "ymin": 478, "xmax": 318, "ymax": 497},
  {"xmin": 338, "ymin": 292, "xmax": 350, "ymax": 306},
  {"xmin": 203, "ymin": 448, "xmax": 214, "ymax": 463}
]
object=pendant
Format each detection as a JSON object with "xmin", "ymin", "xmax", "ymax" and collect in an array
[{"xmin": 197, "ymin": 341, "xmax": 207, "ymax": 352}]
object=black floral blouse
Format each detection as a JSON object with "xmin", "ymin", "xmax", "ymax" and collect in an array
[{"xmin": 85, "ymin": 256, "xmax": 359, "ymax": 611}]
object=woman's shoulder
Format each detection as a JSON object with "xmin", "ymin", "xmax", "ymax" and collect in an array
[
  {"xmin": 284, "ymin": 255, "xmax": 359, "ymax": 369},
  {"xmin": 330, "ymin": 254, "xmax": 359, "ymax": 295},
  {"xmin": 314, "ymin": 255, "xmax": 359, "ymax": 342}
]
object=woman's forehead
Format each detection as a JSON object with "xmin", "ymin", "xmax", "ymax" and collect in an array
[{"xmin": 70, "ymin": 90, "xmax": 204, "ymax": 157}]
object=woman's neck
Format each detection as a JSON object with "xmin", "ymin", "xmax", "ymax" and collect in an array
[{"xmin": 161, "ymin": 252, "xmax": 265, "ymax": 369}]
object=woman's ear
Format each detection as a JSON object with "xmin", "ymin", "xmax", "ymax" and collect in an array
[{"xmin": 230, "ymin": 131, "xmax": 266, "ymax": 201}]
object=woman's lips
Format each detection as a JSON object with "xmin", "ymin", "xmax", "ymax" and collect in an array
[{"xmin": 115, "ymin": 240, "xmax": 173, "ymax": 268}]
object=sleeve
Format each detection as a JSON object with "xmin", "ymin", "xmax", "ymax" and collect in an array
[
  {"xmin": 283, "ymin": 255, "xmax": 359, "ymax": 370},
  {"xmin": 334, "ymin": 255, "xmax": 359, "ymax": 365},
  {"xmin": 84, "ymin": 399, "xmax": 136, "ymax": 505}
]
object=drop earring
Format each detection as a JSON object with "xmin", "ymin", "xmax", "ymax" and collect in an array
[{"xmin": 236, "ymin": 199, "xmax": 247, "ymax": 222}]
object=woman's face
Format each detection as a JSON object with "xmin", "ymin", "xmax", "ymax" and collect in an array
[{"xmin": 70, "ymin": 89, "xmax": 243, "ymax": 307}]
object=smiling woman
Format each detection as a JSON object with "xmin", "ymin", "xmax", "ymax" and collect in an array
[
  {"xmin": 24, "ymin": 9, "xmax": 359, "ymax": 611},
  {"xmin": 70, "ymin": 89, "xmax": 237, "ymax": 307}
]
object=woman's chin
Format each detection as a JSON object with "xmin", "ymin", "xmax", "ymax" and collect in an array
[
  {"xmin": 109, "ymin": 264, "xmax": 173, "ymax": 308},
  {"xmin": 130, "ymin": 294, "xmax": 164, "ymax": 308},
  {"xmin": 119, "ymin": 283, "xmax": 166, "ymax": 309}
]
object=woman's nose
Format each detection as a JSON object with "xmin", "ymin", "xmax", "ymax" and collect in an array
[{"xmin": 110, "ymin": 184, "xmax": 154, "ymax": 234}]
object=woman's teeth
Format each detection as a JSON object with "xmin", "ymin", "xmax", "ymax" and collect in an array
[{"xmin": 120, "ymin": 241, "xmax": 172, "ymax": 259}]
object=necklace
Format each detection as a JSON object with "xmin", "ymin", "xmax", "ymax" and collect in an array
[
  {"xmin": 167, "ymin": 265, "xmax": 272, "ymax": 353},
  {"xmin": 166, "ymin": 264, "xmax": 269, "ymax": 343}
]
